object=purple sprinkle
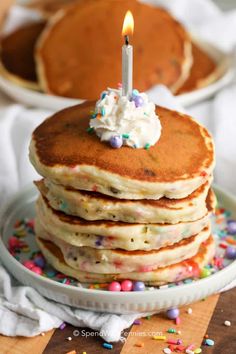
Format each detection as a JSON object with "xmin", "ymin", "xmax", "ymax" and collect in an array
[
  {"xmin": 95, "ymin": 236, "xmax": 103, "ymax": 247},
  {"xmin": 59, "ymin": 322, "xmax": 66, "ymax": 330},
  {"xmin": 227, "ymin": 220, "xmax": 236, "ymax": 235},
  {"xmin": 133, "ymin": 319, "xmax": 141, "ymax": 325}
]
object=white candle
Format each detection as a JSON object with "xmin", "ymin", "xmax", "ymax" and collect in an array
[
  {"xmin": 122, "ymin": 38, "xmax": 133, "ymax": 97},
  {"xmin": 122, "ymin": 11, "xmax": 134, "ymax": 97}
]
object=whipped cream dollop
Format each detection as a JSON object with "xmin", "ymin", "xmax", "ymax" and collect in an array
[{"xmin": 89, "ymin": 88, "xmax": 162, "ymax": 149}]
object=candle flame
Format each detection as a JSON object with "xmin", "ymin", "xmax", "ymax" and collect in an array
[{"xmin": 122, "ymin": 10, "xmax": 134, "ymax": 37}]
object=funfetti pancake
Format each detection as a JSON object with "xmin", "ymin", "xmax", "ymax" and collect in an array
[
  {"xmin": 35, "ymin": 190, "xmax": 215, "ymax": 251},
  {"xmin": 36, "ymin": 177, "xmax": 212, "ymax": 224},
  {"xmin": 29, "ymin": 103, "xmax": 215, "ymax": 200},
  {"xmin": 36, "ymin": 235, "xmax": 215, "ymax": 284},
  {"xmin": 0, "ymin": 21, "xmax": 46, "ymax": 90},
  {"xmin": 176, "ymin": 42, "xmax": 218, "ymax": 95},
  {"xmin": 37, "ymin": 224, "xmax": 210, "ymax": 274},
  {"xmin": 25, "ymin": 0, "xmax": 81, "ymax": 18},
  {"xmin": 36, "ymin": 0, "xmax": 192, "ymax": 99}
]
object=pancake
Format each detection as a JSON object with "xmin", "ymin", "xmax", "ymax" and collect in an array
[
  {"xmin": 36, "ymin": 224, "xmax": 210, "ymax": 274},
  {"xmin": 0, "ymin": 21, "xmax": 46, "ymax": 90},
  {"xmin": 35, "ymin": 190, "xmax": 215, "ymax": 251},
  {"xmin": 25, "ymin": 0, "xmax": 80, "ymax": 18},
  {"xmin": 36, "ymin": 177, "xmax": 212, "ymax": 223},
  {"xmin": 36, "ymin": 235, "xmax": 215, "ymax": 284},
  {"xmin": 176, "ymin": 42, "xmax": 218, "ymax": 95},
  {"xmin": 29, "ymin": 104, "xmax": 215, "ymax": 200},
  {"xmin": 36, "ymin": 0, "xmax": 192, "ymax": 99}
]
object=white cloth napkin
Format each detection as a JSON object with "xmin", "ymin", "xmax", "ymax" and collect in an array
[{"xmin": 0, "ymin": 0, "xmax": 236, "ymax": 342}]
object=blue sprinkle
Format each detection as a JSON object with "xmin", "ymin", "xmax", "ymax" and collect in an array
[
  {"xmin": 60, "ymin": 201, "xmax": 68, "ymax": 212},
  {"xmin": 101, "ymin": 107, "xmax": 106, "ymax": 116},
  {"xmin": 46, "ymin": 270, "xmax": 56, "ymax": 278},
  {"xmin": 91, "ymin": 113, "xmax": 97, "ymax": 119},
  {"xmin": 132, "ymin": 89, "xmax": 139, "ymax": 96},
  {"xmin": 101, "ymin": 92, "xmax": 107, "ymax": 100},
  {"xmin": 183, "ymin": 278, "xmax": 193, "ymax": 284},
  {"xmin": 103, "ymin": 342, "xmax": 113, "ymax": 349},
  {"xmin": 205, "ymin": 339, "xmax": 214, "ymax": 346}
]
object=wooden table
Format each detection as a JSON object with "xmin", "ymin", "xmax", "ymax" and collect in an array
[{"xmin": 0, "ymin": 287, "xmax": 235, "ymax": 354}]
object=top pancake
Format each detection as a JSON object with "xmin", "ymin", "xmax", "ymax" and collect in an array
[
  {"xmin": 29, "ymin": 102, "xmax": 215, "ymax": 200},
  {"xmin": 176, "ymin": 42, "xmax": 217, "ymax": 94},
  {"xmin": 36, "ymin": 0, "xmax": 192, "ymax": 99},
  {"xmin": 0, "ymin": 21, "xmax": 46, "ymax": 89}
]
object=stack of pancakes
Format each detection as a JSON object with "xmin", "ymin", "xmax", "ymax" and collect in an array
[
  {"xmin": 29, "ymin": 102, "xmax": 216, "ymax": 285},
  {"xmin": 0, "ymin": 0, "xmax": 219, "ymax": 98}
]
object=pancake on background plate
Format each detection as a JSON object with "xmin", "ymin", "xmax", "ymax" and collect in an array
[
  {"xmin": 0, "ymin": 21, "xmax": 46, "ymax": 90},
  {"xmin": 176, "ymin": 42, "xmax": 218, "ymax": 95},
  {"xmin": 25, "ymin": 0, "xmax": 82, "ymax": 18},
  {"xmin": 36, "ymin": 0, "xmax": 193, "ymax": 99}
]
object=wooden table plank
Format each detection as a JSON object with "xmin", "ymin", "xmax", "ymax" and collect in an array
[
  {"xmin": 203, "ymin": 287, "xmax": 236, "ymax": 353},
  {"xmin": 0, "ymin": 330, "xmax": 54, "ymax": 354},
  {"xmin": 121, "ymin": 295, "xmax": 219, "ymax": 354}
]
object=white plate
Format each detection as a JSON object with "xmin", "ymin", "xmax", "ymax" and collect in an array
[
  {"xmin": 0, "ymin": 184, "xmax": 236, "ymax": 314},
  {"xmin": 0, "ymin": 38, "xmax": 233, "ymax": 110}
]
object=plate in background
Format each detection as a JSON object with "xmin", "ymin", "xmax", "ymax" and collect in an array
[{"xmin": 0, "ymin": 37, "xmax": 234, "ymax": 111}]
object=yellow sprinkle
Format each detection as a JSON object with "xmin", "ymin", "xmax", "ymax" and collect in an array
[
  {"xmin": 194, "ymin": 349, "xmax": 202, "ymax": 354},
  {"xmin": 153, "ymin": 335, "xmax": 166, "ymax": 340}
]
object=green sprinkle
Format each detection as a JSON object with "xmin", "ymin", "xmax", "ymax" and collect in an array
[
  {"xmin": 200, "ymin": 267, "xmax": 211, "ymax": 278},
  {"xmin": 101, "ymin": 107, "xmax": 106, "ymax": 116},
  {"xmin": 86, "ymin": 127, "xmax": 94, "ymax": 133},
  {"xmin": 146, "ymin": 316, "xmax": 151, "ymax": 320},
  {"xmin": 122, "ymin": 134, "xmax": 130, "ymax": 139},
  {"xmin": 144, "ymin": 143, "xmax": 151, "ymax": 150},
  {"xmin": 167, "ymin": 328, "xmax": 176, "ymax": 333},
  {"xmin": 61, "ymin": 278, "xmax": 68, "ymax": 284},
  {"xmin": 144, "ymin": 112, "xmax": 148, "ymax": 116}
]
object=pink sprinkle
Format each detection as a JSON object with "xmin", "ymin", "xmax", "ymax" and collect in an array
[
  {"xmin": 23, "ymin": 260, "xmax": 35, "ymax": 270},
  {"xmin": 186, "ymin": 344, "xmax": 195, "ymax": 350},
  {"xmin": 219, "ymin": 243, "xmax": 228, "ymax": 249},
  {"xmin": 167, "ymin": 339, "xmax": 178, "ymax": 345},
  {"xmin": 59, "ymin": 322, "xmax": 66, "ymax": 330},
  {"xmin": 31, "ymin": 266, "xmax": 43, "ymax": 275},
  {"xmin": 175, "ymin": 345, "xmax": 185, "ymax": 351},
  {"xmin": 175, "ymin": 317, "xmax": 181, "ymax": 325},
  {"xmin": 117, "ymin": 82, "xmax": 122, "ymax": 88},
  {"xmin": 27, "ymin": 219, "xmax": 35, "ymax": 228}
]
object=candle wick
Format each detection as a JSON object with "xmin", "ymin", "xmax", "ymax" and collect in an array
[{"xmin": 124, "ymin": 35, "xmax": 129, "ymax": 46}]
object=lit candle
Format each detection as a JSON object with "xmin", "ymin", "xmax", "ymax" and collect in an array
[{"xmin": 122, "ymin": 10, "xmax": 134, "ymax": 97}]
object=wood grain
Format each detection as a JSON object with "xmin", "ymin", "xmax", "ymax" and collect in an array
[
  {"xmin": 203, "ymin": 287, "xmax": 236, "ymax": 354},
  {"xmin": 0, "ymin": 330, "xmax": 54, "ymax": 354},
  {"xmin": 120, "ymin": 295, "xmax": 219, "ymax": 354}
]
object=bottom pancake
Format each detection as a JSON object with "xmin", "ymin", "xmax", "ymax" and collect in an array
[
  {"xmin": 35, "ymin": 223, "xmax": 211, "ymax": 273},
  {"xmin": 36, "ymin": 236, "xmax": 215, "ymax": 285}
]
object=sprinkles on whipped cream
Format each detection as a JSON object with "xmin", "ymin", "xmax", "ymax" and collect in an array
[{"xmin": 89, "ymin": 87, "xmax": 162, "ymax": 149}]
